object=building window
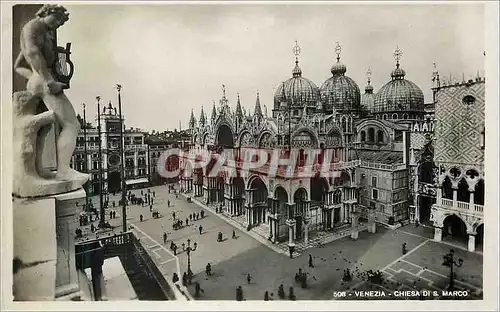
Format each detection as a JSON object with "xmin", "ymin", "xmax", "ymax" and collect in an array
[
  {"xmin": 383, "ymin": 114, "xmax": 388, "ymax": 120},
  {"xmin": 371, "ymin": 177, "xmax": 377, "ymax": 187},
  {"xmin": 370, "ymin": 201, "xmax": 376, "ymax": 209},
  {"xmin": 368, "ymin": 128, "xmax": 375, "ymax": 142},
  {"xmin": 391, "ymin": 113, "xmax": 398, "ymax": 120},
  {"xmin": 377, "ymin": 130, "xmax": 384, "ymax": 143},
  {"xmin": 403, "ymin": 113, "xmax": 409, "ymax": 119},
  {"xmin": 360, "ymin": 131, "xmax": 366, "ymax": 142},
  {"xmin": 480, "ymin": 127, "xmax": 485, "ymax": 149},
  {"xmin": 372, "ymin": 189, "xmax": 378, "ymax": 200},
  {"xmin": 463, "ymin": 95, "xmax": 476, "ymax": 105}
]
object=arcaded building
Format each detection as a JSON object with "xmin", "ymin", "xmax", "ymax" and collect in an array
[{"xmin": 179, "ymin": 42, "xmax": 484, "ymax": 250}]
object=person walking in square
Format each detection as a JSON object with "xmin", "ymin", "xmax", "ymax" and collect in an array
[
  {"xmin": 278, "ymin": 284, "xmax": 285, "ymax": 299},
  {"xmin": 308, "ymin": 254, "xmax": 314, "ymax": 268},
  {"xmin": 236, "ymin": 286, "xmax": 243, "ymax": 301},
  {"xmin": 232, "ymin": 229, "xmax": 236, "ymax": 239},
  {"xmin": 172, "ymin": 272, "xmax": 179, "ymax": 284},
  {"xmin": 264, "ymin": 291, "xmax": 270, "ymax": 301},
  {"xmin": 189, "ymin": 213, "xmax": 193, "ymax": 221},
  {"xmin": 140, "ymin": 214, "xmax": 143, "ymax": 222},
  {"xmin": 246, "ymin": 273, "xmax": 252, "ymax": 284},
  {"xmin": 289, "ymin": 286, "xmax": 296, "ymax": 300},
  {"xmin": 186, "ymin": 218, "xmax": 189, "ymax": 226},
  {"xmin": 168, "ymin": 200, "xmax": 170, "ymax": 207},
  {"xmin": 201, "ymin": 210, "xmax": 204, "ymax": 219},
  {"xmin": 205, "ymin": 263, "xmax": 212, "ymax": 276},
  {"xmin": 402, "ymin": 242, "xmax": 407, "ymax": 255},
  {"xmin": 194, "ymin": 282, "xmax": 203, "ymax": 298},
  {"xmin": 199, "ymin": 225, "xmax": 203, "ymax": 235},
  {"xmin": 163, "ymin": 232, "xmax": 167, "ymax": 244}
]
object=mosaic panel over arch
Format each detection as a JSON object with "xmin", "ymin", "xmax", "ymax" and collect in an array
[{"xmin": 292, "ymin": 130, "xmax": 316, "ymax": 148}]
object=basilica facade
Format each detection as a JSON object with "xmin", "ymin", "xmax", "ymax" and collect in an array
[{"xmin": 179, "ymin": 42, "xmax": 485, "ymax": 252}]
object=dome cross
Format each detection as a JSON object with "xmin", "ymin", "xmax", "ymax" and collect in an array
[
  {"xmin": 367, "ymin": 67, "xmax": 372, "ymax": 85},
  {"xmin": 293, "ymin": 40, "xmax": 301, "ymax": 59},
  {"xmin": 393, "ymin": 46, "xmax": 403, "ymax": 67},
  {"xmin": 335, "ymin": 41, "xmax": 342, "ymax": 62}
]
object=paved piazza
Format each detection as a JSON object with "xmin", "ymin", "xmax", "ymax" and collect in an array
[{"xmin": 86, "ymin": 185, "xmax": 483, "ymax": 300}]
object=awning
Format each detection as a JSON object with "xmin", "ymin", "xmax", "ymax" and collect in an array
[{"xmin": 125, "ymin": 178, "xmax": 149, "ymax": 186}]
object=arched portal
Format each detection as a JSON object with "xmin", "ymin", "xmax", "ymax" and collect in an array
[
  {"xmin": 311, "ymin": 176, "xmax": 328, "ymax": 230},
  {"xmin": 293, "ymin": 188, "xmax": 308, "ymax": 240},
  {"xmin": 108, "ymin": 171, "xmax": 121, "ymax": 192},
  {"xmin": 228, "ymin": 176, "xmax": 245, "ymax": 215},
  {"xmin": 442, "ymin": 214, "xmax": 468, "ymax": 245},
  {"xmin": 248, "ymin": 177, "xmax": 269, "ymax": 225},
  {"xmin": 274, "ymin": 186, "xmax": 289, "ymax": 241},
  {"xmin": 216, "ymin": 124, "xmax": 234, "ymax": 148},
  {"xmin": 216, "ymin": 176, "xmax": 225, "ymax": 204}
]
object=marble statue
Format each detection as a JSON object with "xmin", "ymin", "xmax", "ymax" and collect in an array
[{"xmin": 13, "ymin": 4, "xmax": 88, "ymax": 197}]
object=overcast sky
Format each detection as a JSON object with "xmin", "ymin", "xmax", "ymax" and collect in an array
[{"xmin": 58, "ymin": 3, "xmax": 485, "ymax": 132}]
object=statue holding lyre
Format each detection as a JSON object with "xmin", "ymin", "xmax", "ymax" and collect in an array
[{"xmin": 13, "ymin": 4, "xmax": 87, "ymax": 197}]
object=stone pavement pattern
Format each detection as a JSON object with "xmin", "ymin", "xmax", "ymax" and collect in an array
[{"xmin": 86, "ymin": 185, "xmax": 483, "ymax": 300}]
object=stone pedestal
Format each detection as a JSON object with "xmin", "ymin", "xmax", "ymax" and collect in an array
[
  {"xmin": 13, "ymin": 196, "xmax": 58, "ymax": 301},
  {"xmin": 367, "ymin": 209, "xmax": 376, "ymax": 234},
  {"xmin": 434, "ymin": 227, "xmax": 442, "ymax": 242},
  {"xmin": 54, "ymin": 189, "xmax": 86, "ymax": 300},
  {"xmin": 13, "ymin": 188, "xmax": 85, "ymax": 301},
  {"xmin": 350, "ymin": 212, "xmax": 359, "ymax": 240}
]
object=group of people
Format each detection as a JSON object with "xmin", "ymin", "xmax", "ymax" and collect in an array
[
  {"xmin": 234, "ymin": 283, "xmax": 297, "ymax": 301},
  {"xmin": 295, "ymin": 268, "xmax": 308, "ymax": 289},
  {"xmin": 342, "ymin": 268, "xmax": 353, "ymax": 282}
]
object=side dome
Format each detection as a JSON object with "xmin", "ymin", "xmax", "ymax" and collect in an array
[
  {"xmin": 360, "ymin": 68, "xmax": 375, "ymax": 112},
  {"xmin": 373, "ymin": 49, "xmax": 424, "ymax": 117},
  {"xmin": 361, "ymin": 85, "xmax": 375, "ymax": 112},
  {"xmin": 273, "ymin": 44, "xmax": 320, "ymax": 109},
  {"xmin": 319, "ymin": 43, "xmax": 361, "ymax": 112}
]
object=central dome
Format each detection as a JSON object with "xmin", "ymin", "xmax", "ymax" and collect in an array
[
  {"xmin": 273, "ymin": 59, "xmax": 320, "ymax": 109},
  {"xmin": 319, "ymin": 45, "xmax": 361, "ymax": 112}
]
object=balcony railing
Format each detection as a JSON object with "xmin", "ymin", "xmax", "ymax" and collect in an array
[
  {"xmin": 360, "ymin": 161, "xmax": 406, "ymax": 171},
  {"xmin": 439, "ymin": 198, "xmax": 483, "ymax": 214}
]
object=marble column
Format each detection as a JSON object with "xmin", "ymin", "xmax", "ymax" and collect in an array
[
  {"xmin": 288, "ymin": 225, "xmax": 294, "ymax": 245},
  {"xmin": 469, "ymin": 191, "xmax": 475, "ymax": 210},
  {"xmin": 452, "ymin": 188, "xmax": 458, "ymax": 207},
  {"xmin": 304, "ymin": 219, "xmax": 309, "ymax": 244},
  {"xmin": 434, "ymin": 227, "xmax": 442, "ymax": 242},
  {"xmin": 468, "ymin": 234, "xmax": 476, "ymax": 252}
]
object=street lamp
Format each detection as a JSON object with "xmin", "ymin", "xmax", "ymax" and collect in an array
[
  {"xmin": 82, "ymin": 103, "xmax": 89, "ymax": 211},
  {"xmin": 96, "ymin": 96, "xmax": 106, "ymax": 228},
  {"xmin": 186, "ymin": 241, "xmax": 198, "ymax": 274},
  {"xmin": 116, "ymin": 84, "xmax": 127, "ymax": 233},
  {"xmin": 442, "ymin": 249, "xmax": 464, "ymax": 290}
]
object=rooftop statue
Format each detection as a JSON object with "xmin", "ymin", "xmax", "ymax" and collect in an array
[{"xmin": 13, "ymin": 4, "xmax": 88, "ymax": 197}]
